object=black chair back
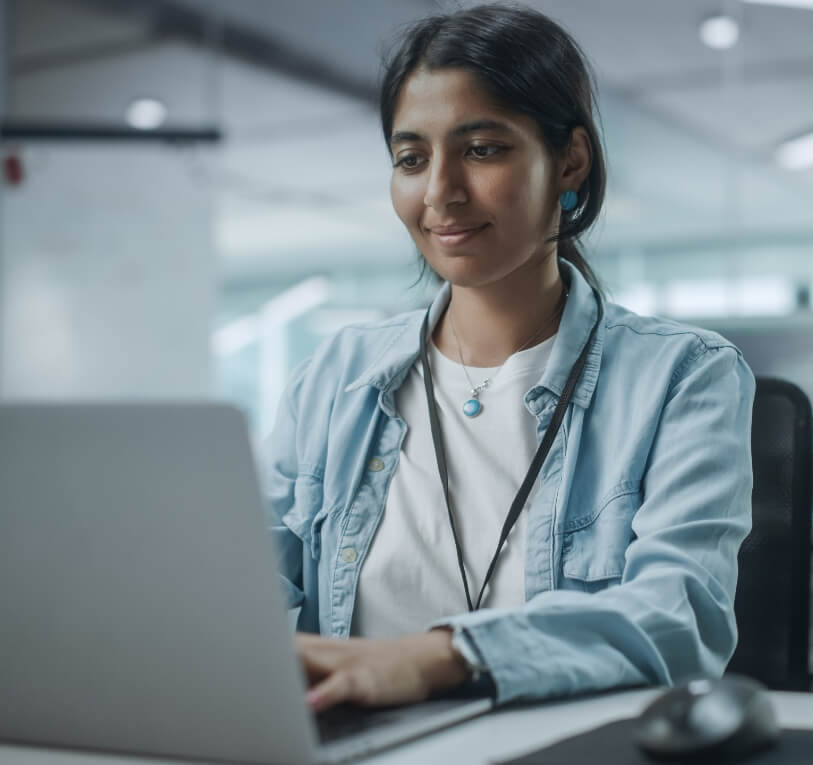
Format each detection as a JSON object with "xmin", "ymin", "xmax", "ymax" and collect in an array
[{"xmin": 728, "ymin": 377, "xmax": 812, "ymax": 690}]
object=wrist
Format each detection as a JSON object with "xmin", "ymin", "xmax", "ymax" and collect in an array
[{"xmin": 418, "ymin": 628, "xmax": 470, "ymax": 694}]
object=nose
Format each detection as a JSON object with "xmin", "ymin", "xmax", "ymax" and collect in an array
[{"xmin": 423, "ymin": 155, "xmax": 467, "ymax": 211}]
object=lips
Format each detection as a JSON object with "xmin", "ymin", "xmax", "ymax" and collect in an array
[{"xmin": 427, "ymin": 222, "xmax": 489, "ymax": 246}]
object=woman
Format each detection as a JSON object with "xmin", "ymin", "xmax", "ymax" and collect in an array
[{"xmin": 264, "ymin": 4, "xmax": 754, "ymax": 712}]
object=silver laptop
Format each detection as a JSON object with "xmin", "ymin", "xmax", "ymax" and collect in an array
[{"xmin": 0, "ymin": 403, "xmax": 492, "ymax": 764}]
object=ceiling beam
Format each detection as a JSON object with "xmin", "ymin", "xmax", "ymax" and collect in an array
[
  {"xmin": 0, "ymin": 0, "xmax": 8, "ymax": 118},
  {"xmin": 69, "ymin": 0, "xmax": 377, "ymax": 104},
  {"xmin": 615, "ymin": 55, "xmax": 813, "ymax": 96},
  {"xmin": 12, "ymin": 36, "xmax": 162, "ymax": 75},
  {"xmin": 0, "ymin": 120, "xmax": 221, "ymax": 141}
]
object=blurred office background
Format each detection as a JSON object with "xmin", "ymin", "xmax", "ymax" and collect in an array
[{"xmin": 1, "ymin": 0, "xmax": 812, "ymax": 441}]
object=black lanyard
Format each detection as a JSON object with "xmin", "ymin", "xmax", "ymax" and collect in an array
[{"xmin": 418, "ymin": 289, "xmax": 603, "ymax": 612}]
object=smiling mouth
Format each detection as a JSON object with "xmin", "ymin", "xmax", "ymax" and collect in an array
[{"xmin": 429, "ymin": 223, "xmax": 489, "ymax": 246}]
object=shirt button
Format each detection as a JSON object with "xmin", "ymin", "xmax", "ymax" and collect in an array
[
  {"xmin": 341, "ymin": 547, "xmax": 358, "ymax": 564},
  {"xmin": 368, "ymin": 457, "xmax": 385, "ymax": 472}
]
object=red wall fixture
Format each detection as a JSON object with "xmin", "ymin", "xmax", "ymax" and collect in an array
[{"xmin": 3, "ymin": 152, "xmax": 24, "ymax": 186}]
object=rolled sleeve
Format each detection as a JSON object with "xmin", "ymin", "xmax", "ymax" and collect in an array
[
  {"xmin": 260, "ymin": 358, "xmax": 313, "ymax": 611},
  {"xmin": 433, "ymin": 342, "xmax": 755, "ymax": 705}
]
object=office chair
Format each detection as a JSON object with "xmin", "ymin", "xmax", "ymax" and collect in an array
[{"xmin": 727, "ymin": 377, "xmax": 812, "ymax": 691}]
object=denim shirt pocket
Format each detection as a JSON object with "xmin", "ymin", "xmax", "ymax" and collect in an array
[
  {"xmin": 281, "ymin": 471, "xmax": 328, "ymax": 561},
  {"xmin": 560, "ymin": 481, "xmax": 641, "ymax": 593}
]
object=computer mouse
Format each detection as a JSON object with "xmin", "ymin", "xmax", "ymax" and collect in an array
[{"xmin": 634, "ymin": 675, "xmax": 780, "ymax": 762}]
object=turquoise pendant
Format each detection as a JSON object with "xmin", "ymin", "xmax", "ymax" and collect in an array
[{"xmin": 462, "ymin": 398, "xmax": 482, "ymax": 418}]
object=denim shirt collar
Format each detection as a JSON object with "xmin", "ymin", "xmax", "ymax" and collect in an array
[{"xmin": 345, "ymin": 259, "xmax": 605, "ymax": 409}]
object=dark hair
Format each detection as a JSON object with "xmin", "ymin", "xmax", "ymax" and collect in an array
[{"xmin": 380, "ymin": 3, "xmax": 605, "ymax": 292}]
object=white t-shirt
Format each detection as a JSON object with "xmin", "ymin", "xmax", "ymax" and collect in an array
[{"xmin": 351, "ymin": 334, "xmax": 556, "ymax": 638}]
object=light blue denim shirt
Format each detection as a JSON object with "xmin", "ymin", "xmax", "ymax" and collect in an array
[{"xmin": 262, "ymin": 259, "xmax": 755, "ymax": 705}]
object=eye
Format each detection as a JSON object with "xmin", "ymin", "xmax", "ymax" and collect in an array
[
  {"xmin": 393, "ymin": 153, "xmax": 426, "ymax": 171},
  {"xmin": 468, "ymin": 144, "xmax": 504, "ymax": 159}
]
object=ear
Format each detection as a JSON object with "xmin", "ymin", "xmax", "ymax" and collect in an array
[{"xmin": 559, "ymin": 126, "xmax": 592, "ymax": 191}]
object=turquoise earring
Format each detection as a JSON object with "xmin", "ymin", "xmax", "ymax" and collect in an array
[{"xmin": 560, "ymin": 190, "xmax": 579, "ymax": 212}]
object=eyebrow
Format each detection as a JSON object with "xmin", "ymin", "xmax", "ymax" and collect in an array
[{"xmin": 389, "ymin": 119, "xmax": 511, "ymax": 147}]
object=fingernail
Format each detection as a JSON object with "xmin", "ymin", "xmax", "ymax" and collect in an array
[{"xmin": 306, "ymin": 689, "xmax": 321, "ymax": 709}]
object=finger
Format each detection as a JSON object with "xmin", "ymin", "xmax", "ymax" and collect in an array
[
  {"xmin": 296, "ymin": 646, "xmax": 335, "ymax": 686},
  {"xmin": 294, "ymin": 633, "xmax": 325, "ymax": 658},
  {"xmin": 295, "ymin": 633, "xmax": 346, "ymax": 660},
  {"xmin": 297, "ymin": 635, "xmax": 342, "ymax": 663},
  {"xmin": 300, "ymin": 661, "xmax": 329, "ymax": 686},
  {"xmin": 295, "ymin": 632, "xmax": 323, "ymax": 647},
  {"xmin": 307, "ymin": 671, "xmax": 359, "ymax": 713}
]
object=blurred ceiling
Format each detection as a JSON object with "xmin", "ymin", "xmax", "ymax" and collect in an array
[{"xmin": 4, "ymin": 0, "xmax": 813, "ymax": 288}]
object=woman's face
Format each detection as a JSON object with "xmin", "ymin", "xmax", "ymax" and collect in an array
[{"xmin": 389, "ymin": 67, "xmax": 561, "ymax": 289}]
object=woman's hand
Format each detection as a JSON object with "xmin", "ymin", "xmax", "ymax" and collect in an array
[{"xmin": 295, "ymin": 630, "xmax": 469, "ymax": 713}]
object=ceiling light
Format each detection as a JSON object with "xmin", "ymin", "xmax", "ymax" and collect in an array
[
  {"xmin": 614, "ymin": 284, "xmax": 657, "ymax": 316},
  {"xmin": 665, "ymin": 280, "xmax": 731, "ymax": 318},
  {"xmin": 776, "ymin": 130, "xmax": 813, "ymax": 170},
  {"xmin": 699, "ymin": 15, "xmax": 740, "ymax": 49},
  {"xmin": 741, "ymin": 0, "xmax": 813, "ymax": 9},
  {"xmin": 664, "ymin": 278, "xmax": 795, "ymax": 318},
  {"xmin": 733, "ymin": 278, "xmax": 796, "ymax": 316},
  {"xmin": 125, "ymin": 98, "xmax": 168, "ymax": 130}
]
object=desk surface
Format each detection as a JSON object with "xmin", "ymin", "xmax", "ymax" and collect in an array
[{"xmin": 1, "ymin": 689, "xmax": 811, "ymax": 765}]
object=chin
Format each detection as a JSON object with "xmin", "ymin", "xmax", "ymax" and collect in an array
[{"xmin": 430, "ymin": 261, "xmax": 516, "ymax": 290}]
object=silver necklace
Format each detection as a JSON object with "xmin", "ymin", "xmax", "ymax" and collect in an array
[{"xmin": 447, "ymin": 288, "xmax": 568, "ymax": 418}]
